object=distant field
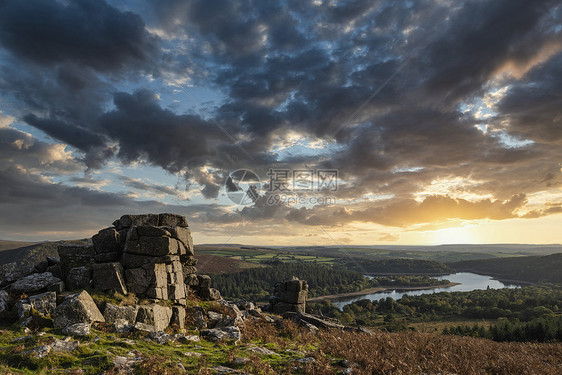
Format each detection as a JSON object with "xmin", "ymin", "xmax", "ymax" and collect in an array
[
  {"xmin": 195, "ymin": 245, "xmax": 337, "ymax": 265},
  {"xmin": 278, "ymin": 246, "xmax": 532, "ymax": 263},
  {"xmin": 0, "ymin": 240, "xmax": 38, "ymax": 252},
  {"xmin": 195, "ymin": 254, "xmax": 266, "ymax": 274}
]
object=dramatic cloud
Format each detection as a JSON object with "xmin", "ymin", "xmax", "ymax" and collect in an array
[{"xmin": 0, "ymin": 0, "xmax": 561, "ymax": 243}]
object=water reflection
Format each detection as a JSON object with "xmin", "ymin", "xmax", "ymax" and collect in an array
[{"xmin": 332, "ymin": 272, "xmax": 520, "ymax": 309}]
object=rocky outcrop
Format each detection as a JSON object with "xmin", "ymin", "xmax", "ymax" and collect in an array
[
  {"xmin": 103, "ymin": 303, "xmax": 138, "ymax": 324},
  {"xmin": 267, "ymin": 278, "xmax": 308, "ymax": 314},
  {"xmin": 55, "ymin": 213, "xmax": 214, "ymax": 307},
  {"xmin": 53, "ymin": 290, "xmax": 105, "ymax": 328},
  {"xmin": 29, "ymin": 291, "xmax": 57, "ymax": 316},
  {"xmin": 0, "ymin": 213, "xmax": 224, "ymax": 333},
  {"xmin": 9, "ymin": 272, "xmax": 62, "ymax": 294},
  {"xmin": 135, "ymin": 304, "xmax": 172, "ymax": 331}
]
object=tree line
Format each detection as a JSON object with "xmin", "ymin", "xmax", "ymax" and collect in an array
[
  {"xmin": 308, "ymin": 284, "xmax": 562, "ymax": 341},
  {"xmin": 210, "ymin": 261, "xmax": 448, "ymax": 301}
]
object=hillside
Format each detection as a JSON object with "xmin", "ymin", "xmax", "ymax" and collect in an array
[
  {"xmin": 450, "ymin": 253, "xmax": 562, "ymax": 283},
  {"xmin": 0, "ymin": 240, "xmax": 38, "ymax": 252},
  {"xmin": 1, "ymin": 309, "xmax": 561, "ymax": 374},
  {"xmin": 0, "ymin": 240, "xmax": 89, "ymax": 267},
  {"xmin": 338, "ymin": 258, "xmax": 454, "ymax": 275}
]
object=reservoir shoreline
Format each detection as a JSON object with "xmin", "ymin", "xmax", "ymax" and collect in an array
[{"xmin": 308, "ymin": 282, "xmax": 460, "ymax": 302}]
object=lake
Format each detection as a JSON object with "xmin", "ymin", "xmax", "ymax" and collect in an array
[{"xmin": 331, "ymin": 272, "xmax": 520, "ymax": 309}]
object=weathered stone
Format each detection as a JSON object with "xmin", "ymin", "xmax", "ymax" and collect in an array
[
  {"xmin": 53, "ymin": 290, "xmax": 105, "ymax": 328},
  {"xmin": 113, "ymin": 354, "xmax": 143, "ymax": 371},
  {"xmin": 275, "ymin": 290, "xmax": 307, "ymax": 304},
  {"xmin": 45, "ymin": 264, "xmax": 62, "ymax": 279},
  {"xmin": 94, "ymin": 252, "xmax": 121, "ymax": 263},
  {"xmin": 92, "ymin": 262, "xmax": 127, "ymax": 294},
  {"xmin": 148, "ymin": 331, "xmax": 172, "ymax": 344},
  {"xmin": 135, "ymin": 225, "xmax": 171, "ymax": 237},
  {"xmin": 10, "ymin": 272, "xmax": 62, "ymax": 294},
  {"xmin": 207, "ymin": 311, "xmax": 223, "ymax": 322},
  {"xmin": 234, "ymin": 300, "xmax": 255, "ymax": 311},
  {"xmin": 46, "ymin": 256, "xmax": 60, "ymax": 266},
  {"xmin": 92, "ymin": 227, "xmax": 122, "ymax": 254},
  {"xmin": 57, "ymin": 245, "xmax": 95, "ymax": 274},
  {"xmin": 185, "ymin": 273, "xmax": 198, "ymax": 287},
  {"xmin": 199, "ymin": 288, "xmax": 221, "ymax": 301},
  {"xmin": 197, "ymin": 275, "xmax": 211, "ymax": 289},
  {"xmin": 136, "ymin": 304, "xmax": 172, "ymax": 331},
  {"xmin": 65, "ymin": 266, "xmax": 91, "ymax": 290},
  {"xmin": 192, "ymin": 309, "xmax": 207, "ymax": 329},
  {"xmin": 286, "ymin": 279, "xmax": 308, "ymax": 292},
  {"xmin": 158, "ymin": 213, "xmax": 188, "ymax": 227},
  {"xmin": 114, "ymin": 214, "xmax": 159, "ymax": 230},
  {"xmin": 103, "ymin": 303, "xmax": 138, "ymax": 324},
  {"xmin": 165, "ymin": 226, "xmax": 194, "ymax": 254},
  {"xmin": 21, "ymin": 345, "xmax": 51, "ymax": 358},
  {"xmin": 117, "ymin": 229, "xmax": 128, "ymax": 246},
  {"xmin": 124, "ymin": 236, "xmax": 179, "ymax": 256},
  {"xmin": 0, "ymin": 290, "xmax": 10, "ymax": 314},
  {"xmin": 0, "ymin": 262, "xmax": 33, "ymax": 287},
  {"xmin": 134, "ymin": 322, "xmax": 159, "ymax": 333},
  {"xmin": 271, "ymin": 302, "xmax": 305, "ymax": 314},
  {"xmin": 125, "ymin": 263, "xmax": 167, "ymax": 298},
  {"xmin": 33, "ymin": 261, "xmax": 49, "ymax": 273},
  {"xmin": 182, "ymin": 255, "xmax": 198, "ymax": 266},
  {"xmin": 200, "ymin": 326, "xmax": 241, "ymax": 342},
  {"xmin": 124, "ymin": 268, "xmax": 150, "ymax": 295},
  {"xmin": 29, "ymin": 291, "xmax": 57, "ymax": 317},
  {"xmin": 15, "ymin": 300, "xmax": 32, "ymax": 319},
  {"xmin": 168, "ymin": 283, "xmax": 186, "ymax": 300},
  {"xmin": 46, "ymin": 280, "xmax": 65, "ymax": 293},
  {"xmin": 114, "ymin": 319, "xmax": 135, "ymax": 333},
  {"xmin": 120, "ymin": 253, "xmax": 180, "ymax": 269},
  {"xmin": 247, "ymin": 346, "xmax": 279, "ymax": 356},
  {"xmin": 175, "ymin": 333, "xmax": 200, "ymax": 343},
  {"xmin": 50, "ymin": 337, "xmax": 79, "ymax": 352},
  {"xmin": 62, "ymin": 323, "xmax": 91, "ymax": 336},
  {"xmin": 268, "ymin": 278, "xmax": 308, "ymax": 314},
  {"xmin": 282, "ymin": 311, "xmax": 345, "ymax": 330}
]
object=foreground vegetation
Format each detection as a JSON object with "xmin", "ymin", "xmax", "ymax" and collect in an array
[
  {"xmin": 1, "ymin": 308, "xmax": 561, "ymax": 374},
  {"xmin": 211, "ymin": 261, "xmax": 449, "ymax": 301}
]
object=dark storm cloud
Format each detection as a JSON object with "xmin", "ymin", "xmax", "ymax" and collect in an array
[
  {"xmin": 495, "ymin": 53, "xmax": 562, "ymax": 145},
  {"xmin": 1, "ymin": 0, "xmax": 561, "ymax": 233},
  {"xmin": 0, "ymin": 0, "xmax": 159, "ymax": 72},
  {"xmin": 420, "ymin": 0, "xmax": 559, "ymax": 104},
  {"xmin": 118, "ymin": 175, "xmax": 180, "ymax": 197},
  {"xmin": 98, "ymin": 89, "xmax": 224, "ymax": 171},
  {"xmin": 23, "ymin": 115, "xmax": 106, "ymax": 151}
]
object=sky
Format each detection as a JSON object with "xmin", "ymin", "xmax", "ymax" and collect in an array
[{"xmin": 0, "ymin": 0, "xmax": 561, "ymax": 246}]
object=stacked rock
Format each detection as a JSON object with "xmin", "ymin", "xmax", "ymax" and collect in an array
[
  {"xmin": 268, "ymin": 278, "xmax": 308, "ymax": 314},
  {"xmin": 57, "ymin": 213, "xmax": 220, "ymax": 305}
]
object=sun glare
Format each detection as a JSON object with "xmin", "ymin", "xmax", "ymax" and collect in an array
[{"xmin": 429, "ymin": 226, "xmax": 480, "ymax": 245}]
